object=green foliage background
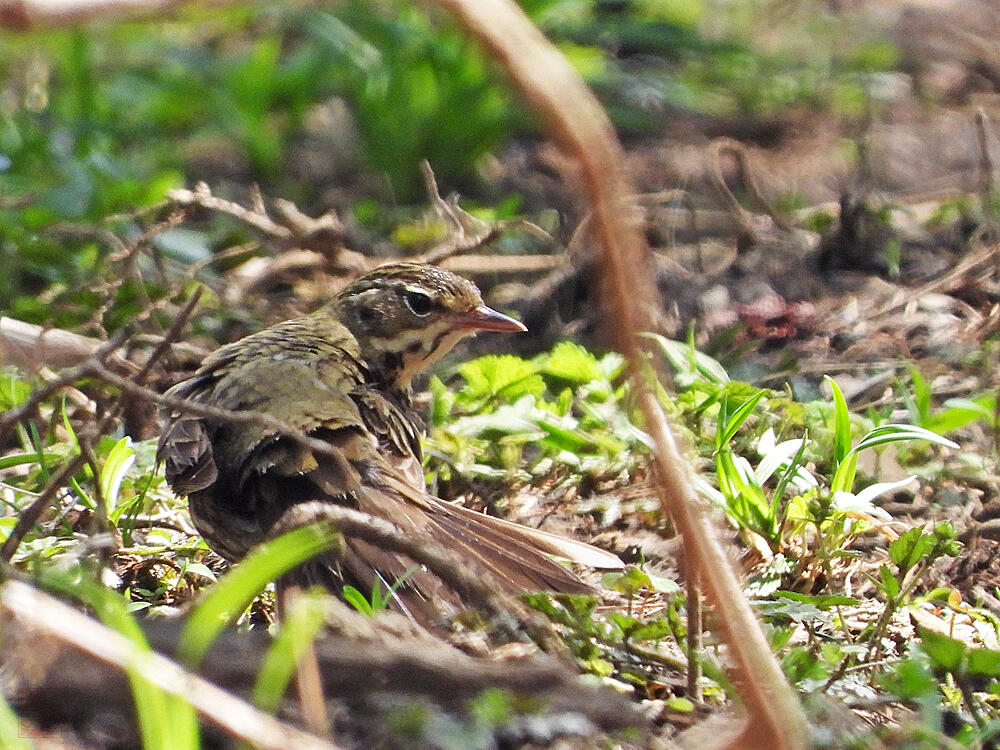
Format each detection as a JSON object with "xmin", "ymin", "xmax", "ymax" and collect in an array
[{"xmin": 5, "ymin": 2, "xmax": 986, "ymax": 747}]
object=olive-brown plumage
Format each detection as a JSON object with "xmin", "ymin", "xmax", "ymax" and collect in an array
[{"xmin": 158, "ymin": 262, "xmax": 620, "ymax": 621}]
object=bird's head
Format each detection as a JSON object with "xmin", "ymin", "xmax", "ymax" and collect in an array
[{"xmin": 333, "ymin": 262, "xmax": 526, "ymax": 391}]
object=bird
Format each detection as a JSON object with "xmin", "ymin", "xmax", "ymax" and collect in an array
[{"xmin": 157, "ymin": 262, "xmax": 621, "ymax": 622}]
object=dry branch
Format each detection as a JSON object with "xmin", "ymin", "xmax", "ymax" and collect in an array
[
  {"xmin": 0, "ymin": 315, "xmax": 135, "ymax": 372},
  {"xmin": 4, "ymin": 588, "xmax": 644, "ymax": 744},
  {"xmin": 0, "ymin": 579, "xmax": 344, "ymax": 750},
  {"xmin": 0, "ymin": 0, "xmax": 186, "ymax": 29}
]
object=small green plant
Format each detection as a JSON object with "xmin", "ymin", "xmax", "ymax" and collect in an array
[
  {"xmin": 524, "ymin": 586, "xmax": 693, "ymax": 691},
  {"xmin": 425, "ymin": 341, "xmax": 641, "ymax": 491},
  {"xmin": 342, "ymin": 566, "xmax": 419, "ymax": 617},
  {"xmin": 41, "ymin": 569, "xmax": 200, "ymax": 750},
  {"xmin": 863, "ymin": 524, "xmax": 963, "ymax": 661},
  {"xmin": 882, "ymin": 629, "xmax": 1000, "ymax": 746}
]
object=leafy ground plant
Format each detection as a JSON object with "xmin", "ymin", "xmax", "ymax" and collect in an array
[
  {"xmin": 0, "ymin": 332, "xmax": 985, "ymax": 745},
  {"xmin": 424, "ymin": 340, "xmax": 643, "ymax": 491}
]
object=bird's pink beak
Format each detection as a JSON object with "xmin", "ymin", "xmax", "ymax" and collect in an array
[{"xmin": 450, "ymin": 305, "xmax": 527, "ymax": 333}]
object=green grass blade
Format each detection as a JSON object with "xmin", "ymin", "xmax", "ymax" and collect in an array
[
  {"xmin": 907, "ymin": 364, "xmax": 931, "ymax": 424},
  {"xmin": 926, "ymin": 395, "xmax": 995, "ymax": 434},
  {"xmin": 720, "ymin": 391, "xmax": 766, "ymax": 446},
  {"xmin": 825, "ymin": 376, "xmax": 852, "ymax": 466},
  {"xmin": 0, "ymin": 452, "xmax": 62, "ymax": 471},
  {"xmin": 44, "ymin": 573, "xmax": 199, "ymax": 750},
  {"xmin": 101, "ymin": 437, "xmax": 136, "ymax": 521},
  {"xmin": 60, "ymin": 396, "xmax": 81, "ymax": 456},
  {"xmin": 642, "ymin": 333, "xmax": 730, "ymax": 385},
  {"xmin": 830, "ymin": 452, "xmax": 858, "ymax": 495},
  {"xmin": 342, "ymin": 585, "xmax": 374, "ymax": 616},
  {"xmin": 850, "ymin": 424, "xmax": 959, "ymax": 454},
  {"xmin": 177, "ymin": 522, "xmax": 341, "ymax": 668},
  {"xmin": 250, "ymin": 590, "xmax": 329, "ymax": 714}
]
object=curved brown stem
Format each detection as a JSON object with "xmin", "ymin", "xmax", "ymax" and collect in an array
[{"xmin": 432, "ymin": 2, "xmax": 808, "ymax": 748}]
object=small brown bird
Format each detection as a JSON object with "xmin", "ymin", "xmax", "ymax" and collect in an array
[{"xmin": 158, "ymin": 262, "xmax": 620, "ymax": 621}]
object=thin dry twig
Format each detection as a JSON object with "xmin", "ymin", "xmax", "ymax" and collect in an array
[
  {"xmin": 276, "ymin": 584, "xmax": 330, "ymax": 738},
  {"xmin": 169, "ymin": 183, "xmax": 294, "ymax": 241},
  {"xmin": 710, "ymin": 138, "xmax": 793, "ymax": 237},
  {"xmin": 419, "ymin": 160, "xmax": 552, "ymax": 265},
  {"xmin": 0, "ymin": 579, "xmax": 345, "ymax": 750},
  {"xmin": 975, "ymin": 108, "xmax": 994, "ymax": 202},
  {"xmin": 132, "ymin": 287, "xmax": 204, "ymax": 387}
]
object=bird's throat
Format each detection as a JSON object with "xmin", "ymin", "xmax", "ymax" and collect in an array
[{"xmin": 370, "ymin": 324, "xmax": 471, "ymax": 392}]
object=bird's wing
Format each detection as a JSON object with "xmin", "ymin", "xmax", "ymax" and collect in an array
[
  {"xmin": 157, "ymin": 316, "xmax": 367, "ymax": 491},
  {"xmin": 351, "ymin": 386, "xmax": 426, "ymax": 487}
]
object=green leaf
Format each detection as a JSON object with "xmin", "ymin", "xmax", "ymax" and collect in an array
[
  {"xmin": 907, "ymin": 364, "xmax": 931, "ymax": 424},
  {"xmin": 850, "ymin": 424, "xmax": 959, "ymax": 454},
  {"xmin": 753, "ymin": 598, "xmax": 825, "ymax": 624},
  {"xmin": 773, "ymin": 590, "xmax": 859, "ymax": 609},
  {"xmin": 0, "ymin": 374, "xmax": 32, "ymax": 411},
  {"xmin": 541, "ymin": 341, "xmax": 604, "ymax": 384},
  {"xmin": 643, "ymin": 333, "xmax": 729, "ymax": 385},
  {"xmin": 603, "ymin": 565, "xmax": 652, "ymax": 597},
  {"xmin": 880, "ymin": 653, "xmax": 938, "ymax": 701},
  {"xmin": 967, "ymin": 646, "xmax": 1000, "ymax": 678},
  {"xmin": 177, "ymin": 522, "xmax": 341, "ymax": 668},
  {"xmin": 629, "ymin": 618, "xmax": 675, "ymax": 642},
  {"xmin": 458, "ymin": 355, "xmax": 544, "ymax": 406},
  {"xmin": 182, "ymin": 563, "xmax": 217, "ymax": 582},
  {"xmin": 926, "ymin": 394, "xmax": 995, "ymax": 434},
  {"xmin": 878, "ymin": 564, "xmax": 900, "ymax": 600},
  {"xmin": 342, "ymin": 585, "xmax": 374, "ymax": 616},
  {"xmin": 60, "ymin": 397, "xmax": 80, "ymax": 455},
  {"xmin": 101, "ymin": 436, "xmax": 136, "ymax": 519},
  {"xmin": 0, "ymin": 451, "xmax": 61, "ymax": 470},
  {"xmin": 889, "ymin": 527, "xmax": 934, "ymax": 574},
  {"xmin": 825, "ymin": 376, "xmax": 852, "ymax": 465},
  {"xmin": 717, "ymin": 449, "xmax": 775, "ymax": 543},
  {"xmin": 645, "ymin": 571, "xmax": 682, "ymax": 594},
  {"xmin": 718, "ymin": 391, "xmax": 766, "ymax": 448},
  {"xmin": 919, "ymin": 628, "xmax": 967, "ymax": 673},
  {"xmin": 830, "ymin": 452, "xmax": 858, "ymax": 495},
  {"xmin": 0, "ymin": 518, "xmax": 17, "ymax": 543}
]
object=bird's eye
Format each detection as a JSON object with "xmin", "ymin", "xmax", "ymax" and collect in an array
[{"xmin": 404, "ymin": 290, "xmax": 433, "ymax": 316}]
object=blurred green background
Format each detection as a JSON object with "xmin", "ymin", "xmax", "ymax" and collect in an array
[{"xmin": 0, "ymin": 0, "xmax": 897, "ymax": 328}]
